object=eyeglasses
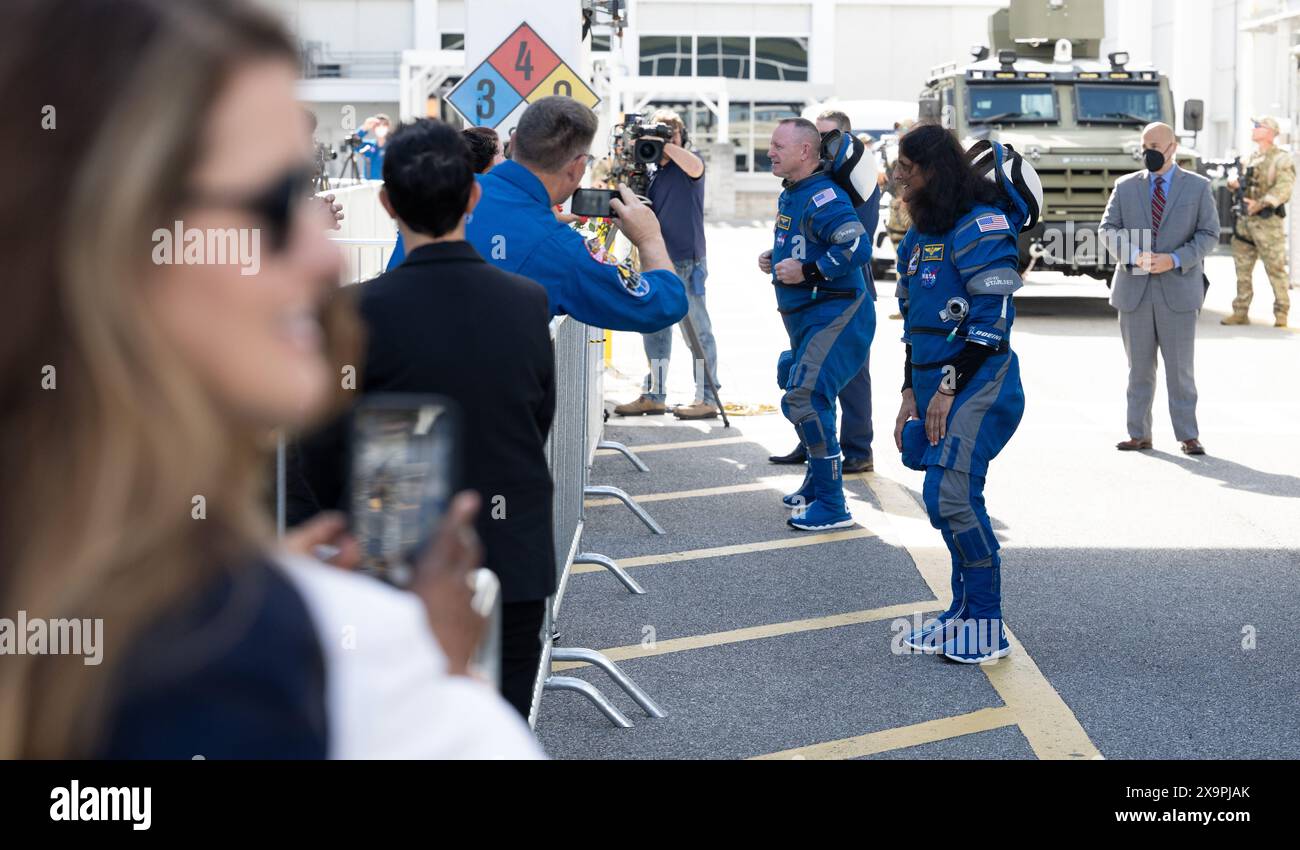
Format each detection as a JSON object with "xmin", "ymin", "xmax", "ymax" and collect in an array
[{"xmin": 187, "ymin": 165, "xmax": 316, "ymax": 252}]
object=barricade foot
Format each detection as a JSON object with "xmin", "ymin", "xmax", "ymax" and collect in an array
[
  {"xmin": 551, "ymin": 647, "xmax": 666, "ymax": 719},
  {"xmin": 598, "ymin": 439, "xmax": 650, "ymax": 472},
  {"xmin": 575, "ymin": 552, "xmax": 645, "ymax": 594},
  {"xmin": 543, "ymin": 675, "xmax": 633, "ymax": 728},
  {"xmin": 584, "ymin": 485, "xmax": 666, "ymax": 534}
]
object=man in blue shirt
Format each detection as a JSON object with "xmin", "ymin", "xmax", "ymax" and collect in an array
[
  {"xmin": 387, "ymin": 99, "xmax": 686, "ymax": 333},
  {"xmin": 614, "ymin": 108, "xmax": 721, "ymax": 420}
]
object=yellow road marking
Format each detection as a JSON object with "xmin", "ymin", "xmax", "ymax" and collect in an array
[
  {"xmin": 551, "ymin": 601, "xmax": 940, "ymax": 671},
  {"xmin": 596, "ymin": 436, "xmax": 753, "ymax": 454},
  {"xmin": 583, "ymin": 473, "xmax": 873, "ymax": 507},
  {"xmin": 569, "ymin": 526, "xmax": 878, "ymax": 574},
  {"xmin": 752, "ymin": 706, "xmax": 1019, "ymax": 760},
  {"xmin": 868, "ymin": 475, "xmax": 1103, "ymax": 760}
]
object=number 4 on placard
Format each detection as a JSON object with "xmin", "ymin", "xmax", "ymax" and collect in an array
[{"xmin": 515, "ymin": 41, "xmax": 533, "ymax": 81}]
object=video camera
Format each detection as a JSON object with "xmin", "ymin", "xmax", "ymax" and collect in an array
[
  {"xmin": 312, "ymin": 140, "xmax": 338, "ymax": 191},
  {"xmin": 609, "ymin": 112, "xmax": 675, "ymax": 197}
]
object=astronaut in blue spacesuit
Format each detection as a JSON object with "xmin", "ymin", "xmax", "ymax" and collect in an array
[
  {"xmin": 759, "ymin": 118, "xmax": 875, "ymax": 532},
  {"xmin": 891, "ymin": 126, "xmax": 1039, "ymax": 664}
]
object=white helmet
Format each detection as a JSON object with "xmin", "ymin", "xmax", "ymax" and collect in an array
[
  {"xmin": 822, "ymin": 129, "xmax": 880, "ymax": 208},
  {"xmin": 966, "ymin": 139, "xmax": 1043, "ymax": 232}
]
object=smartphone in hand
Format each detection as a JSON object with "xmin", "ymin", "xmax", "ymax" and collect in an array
[
  {"xmin": 570, "ymin": 188, "xmax": 619, "ymax": 218},
  {"xmin": 350, "ymin": 394, "xmax": 460, "ymax": 587}
]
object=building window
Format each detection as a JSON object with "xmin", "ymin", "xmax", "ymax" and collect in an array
[
  {"xmin": 591, "ymin": 34, "xmax": 611, "ymax": 52},
  {"xmin": 696, "ymin": 36, "xmax": 750, "ymax": 79},
  {"xmin": 755, "ymin": 38, "xmax": 808, "ymax": 82},
  {"xmin": 639, "ymin": 36, "xmax": 692, "ymax": 76},
  {"xmin": 640, "ymin": 35, "xmax": 809, "ymax": 83},
  {"xmin": 441, "ymin": 33, "xmax": 464, "ymax": 50}
]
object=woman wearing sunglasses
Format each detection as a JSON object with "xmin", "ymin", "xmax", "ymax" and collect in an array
[{"xmin": 0, "ymin": 0, "xmax": 541, "ymax": 758}]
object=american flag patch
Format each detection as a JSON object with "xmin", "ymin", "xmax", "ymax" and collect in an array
[
  {"xmin": 811, "ymin": 188, "xmax": 837, "ymax": 207},
  {"xmin": 976, "ymin": 214, "xmax": 1009, "ymax": 233}
]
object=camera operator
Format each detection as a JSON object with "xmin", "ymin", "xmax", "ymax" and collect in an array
[
  {"xmin": 615, "ymin": 109, "xmax": 721, "ymax": 419},
  {"xmin": 464, "ymin": 96, "xmax": 688, "ymax": 333},
  {"xmin": 356, "ymin": 113, "xmax": 390, "ymax": 179}
]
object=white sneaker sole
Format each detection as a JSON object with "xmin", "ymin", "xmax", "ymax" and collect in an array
[
  {"xmin": 787, "ymin": 517, "xmax": 857, "ymax": 531},
  {"xmin": 942, "ymin": 645, "xmax": 1012, "ymax": 664}
]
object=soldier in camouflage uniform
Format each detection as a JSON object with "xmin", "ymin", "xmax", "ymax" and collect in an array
[{"xmin": 1226, "ymin": 116, "xmax": 1295, "ymax": 327}]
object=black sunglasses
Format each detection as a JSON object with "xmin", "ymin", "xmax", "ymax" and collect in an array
[{"xmin": 187, "ymin": 166, "xmax": 316, "ymax": 252}]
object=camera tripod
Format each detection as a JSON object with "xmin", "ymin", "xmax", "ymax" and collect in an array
[
  {"xmin": 339, "ymin": 146, "xmax": 364, "ymax": 182},
  {"xmin": 601, "ymin": 222, "xmax": 730, "ymax": 428}
]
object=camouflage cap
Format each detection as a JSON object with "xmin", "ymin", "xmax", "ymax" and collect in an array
[{"xmin": 1252, "ymin": 116, "xmax": 1281, "ymax": 133}]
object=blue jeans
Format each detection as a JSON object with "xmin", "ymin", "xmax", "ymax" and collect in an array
[{"xmin": 642, "ymin": 258, "xmax": 719, "ymax": 405}]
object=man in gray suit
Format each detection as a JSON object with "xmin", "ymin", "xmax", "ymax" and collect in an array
[{"xmin": 1100, "ymin": 122, "xmax": 1219, "ymax": 456}]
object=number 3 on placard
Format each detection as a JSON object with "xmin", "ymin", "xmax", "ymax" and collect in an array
[{"xmin": 476, "ymin": 78, "xmax": 495, "ymax": 121}]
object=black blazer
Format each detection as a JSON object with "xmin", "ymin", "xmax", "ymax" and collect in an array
[{"xmin": 288, "ymin": 241, "xmax": 557, "ymax": 603}]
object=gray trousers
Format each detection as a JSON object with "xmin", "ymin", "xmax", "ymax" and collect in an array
[{"xmin": 1119, "ymin": 282, "xmax": 1199, "ymax": 441}]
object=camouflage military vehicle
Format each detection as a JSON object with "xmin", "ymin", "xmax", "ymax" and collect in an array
[{"xmin": 918, "ymin": 0, "xmax": 1204, "ymax": 280}]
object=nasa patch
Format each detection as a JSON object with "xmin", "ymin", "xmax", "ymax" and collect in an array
[
  {"xmin": 616, "ymin": 261, "xmax": 650, "ymax": 298},
  {"xmin": 776, "ymin": 233, "xmax": 787, "ymax": 248},
  {"xmin": 920, "ymin": 267, "xmax": 939, "ymax": 289},
  {"xmin": 907, "ymin": 245, "xmax": 921, "ymax": 276}
]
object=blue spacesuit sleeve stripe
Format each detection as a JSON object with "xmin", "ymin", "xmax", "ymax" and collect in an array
[{"xmin": 954, "ymin": 230, "xmax": 1018, "ymax": 270}]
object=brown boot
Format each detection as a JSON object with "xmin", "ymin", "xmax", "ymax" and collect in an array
[
  {"xmin": 1276, "ymin": 313, "xmax": 1289, "ymax": 328},
  {"xmin": 614, "ymin": 394, "xmax": 667, "ymax": 416},
  {"xmin": 1220, "ymin": 313, "xmax": 1250, "ymax": 326},
  {"xmin": 673, "ymin": 402, "xmax": 719, "ymax": 420}
]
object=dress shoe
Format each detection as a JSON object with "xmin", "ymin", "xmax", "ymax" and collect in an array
[
  {"xmin": 614, "ymin": 394, "xmax": 666, "ymax": 416},
  {"xmin": 842, "ymin": 455, "xmax": 874, "ymax": 474},
  {"xmin": 1220, "ymin": 313, "xmax": 1250, "ymax": 326},
  {"xmin": 673, "ymin": 402, "xmax": 719, "ymax": 420},
  {"xmin": 769, "ymin": 444, "xmax": 807, "ymax": 465},
  {"xmin": 1116, "ymin": 438, "xmax": 1153, "ymax": 451},
  {"xmin": 1180, "ymin": 439, "xmax": 1206, "ymax": 456}
]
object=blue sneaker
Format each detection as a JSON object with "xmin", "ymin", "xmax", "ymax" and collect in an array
[
  {"xmin": 788, "ymin": 456, "xmax": 855, "ymax": 531},
  {"xmin": 940, "ymin": 565, "xmax": 1011, "ymax": 663},
  {"xmin": 904, "ymin": 545, "xmax": 966, "ymax": 653},
  {"xmin": 782, "ymin": 464, "xmax": 815, "ymax": 510},
  {"xmin": 940, "ymin": 618, "xmax": 1011, "ymax": 663}
]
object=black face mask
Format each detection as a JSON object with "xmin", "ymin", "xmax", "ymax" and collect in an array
[{"xmin": 1143, "ymin": 148, "xmax": 1166, "ymax": 173}]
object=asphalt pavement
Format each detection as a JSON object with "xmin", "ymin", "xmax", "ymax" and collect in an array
[{"xmin": 535, "ymin": 224, "xmax": 1300, "ymax": 759}]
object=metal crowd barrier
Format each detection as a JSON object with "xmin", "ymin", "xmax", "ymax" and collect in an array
[{"xmin": 529, "ymin": 316, "xmax": 665, "ymax": 730}]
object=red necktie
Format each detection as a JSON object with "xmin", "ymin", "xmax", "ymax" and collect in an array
[{"xmin": 1152, "ymin": 176, "xmax": 1165, "ymax": 240}]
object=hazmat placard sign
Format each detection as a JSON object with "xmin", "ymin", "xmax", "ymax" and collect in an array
[{"xmin": 446, "ymin": 22, "xmax": 600, "ymax": 132}]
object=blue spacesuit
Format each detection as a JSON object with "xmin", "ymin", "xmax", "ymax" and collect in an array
[
  {"xmin": 896, "ymin": 148, "xmax": 1029, "ymax": 663},
  {"xmin": 771, "ymin": 169, "xmax": 875, "ymax": 531}
]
